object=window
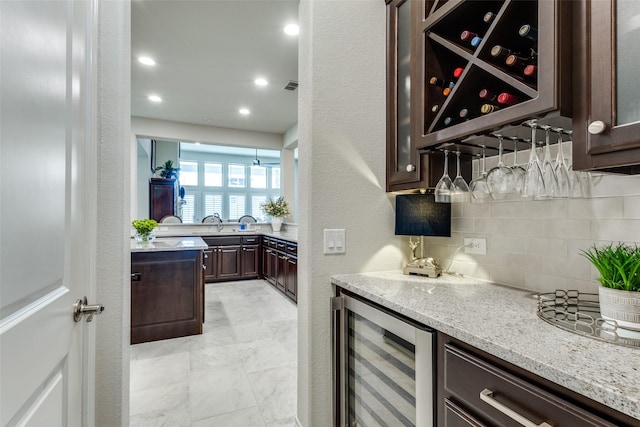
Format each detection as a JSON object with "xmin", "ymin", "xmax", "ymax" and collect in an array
[
  {"xmin": 250, "ymin": 165, "xmax": 267, "ymax": 188},
  {"xmin": 251, "ymin": 195, "xmax": 267, "ymax": 221},
  {"xmin": 228, "ymin": 195, "xmax": 246, "ymax": 220},
  {"xmin": 204, "ymin": 163, "xmax": 223, "ymax": 187},
  {"xmin": 179, "ymin": 161, "xmax": 198, "ymax": 186},
  {"xmin": 228, "ymin": 164, "xmax": 246, "ymax": 188},
  {"xmin": 181, "ymin": 193, "xmax": 196, "ymax": 223},
  {"xmin": 204, "ymin": 193, "xmax": 223, "ymax": 216},
  {"xmin": 271, "ymin": 167, "xmax": 281, "ymax": 189}
]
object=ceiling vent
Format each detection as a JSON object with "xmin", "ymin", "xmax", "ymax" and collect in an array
[{"xmin": 284, "ymin": 80, "xmax": 298, "ymax": 91}]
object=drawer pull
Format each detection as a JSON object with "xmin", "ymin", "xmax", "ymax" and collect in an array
[{"xmin": 480, "ymin": 389, "xmax": 553, "ymax": 427}]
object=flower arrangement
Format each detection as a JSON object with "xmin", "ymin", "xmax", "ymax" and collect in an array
[
  {"xmin": 155, "ymin": 160, "xmax": 180, "ymax": 179},
  {"xmin": 131, "ymin": 218, "xmax": 158, "ymax": 242},
  {"xmin": 261, "ymin": 196, "xmax": 290, "ymax": 218},
  {"xmin": 580, "ymin": 243, "xmax": 640, "ymax": 292}
]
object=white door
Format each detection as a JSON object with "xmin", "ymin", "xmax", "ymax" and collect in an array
[{"xmin": 1, "ymin": 0, "xmax": 98, "ymax": 426}]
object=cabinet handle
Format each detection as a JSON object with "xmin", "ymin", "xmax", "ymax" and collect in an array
[
  {"xmin": 405, "ymin": 164, "xmax": 416, "ymax": 172},
  {"xmin": 202, "ymin": 265, "xmax": 206, "ymax": 270},
  {"xmin": 131, "ymin": 273, "xmax": 141, "ymax": 281},
  {"xmin": 587, "ymin": 120, "xmax": 606, "ymax": 135},
  {"xmin": 204, "ymin": 253, "xmax": 208, "ymax": 259},
  {"xmin": 479, "ymin": 389, "xmax": 552, "ymax": 427}
]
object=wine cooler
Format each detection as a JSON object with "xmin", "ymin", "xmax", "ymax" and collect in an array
[{"xmin": 332, "ymin": 291, "xmax": 435, "ymax": 427}]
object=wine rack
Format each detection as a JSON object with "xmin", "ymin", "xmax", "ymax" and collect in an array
[{"xmin": 413, "ymin": 0, "xmax": 572, "ymax": 155}]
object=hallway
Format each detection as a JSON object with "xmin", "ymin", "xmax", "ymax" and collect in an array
[{"xmin": 130, "ymin": 280, "xmax": 298, "ymax": 426}]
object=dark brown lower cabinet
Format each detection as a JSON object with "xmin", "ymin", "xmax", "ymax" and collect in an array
[
  {"xmin": 241, "ymin": 244, "xmax": 260, "ymax": 278},
  {"xmin": 262, "ymin": 237, "xmax": 297, "ymax": 303},
  {"xmin": 131, "ymin": 250, "xmax": 203, "ymax": 344},
  {"xmin": 203, "ymin": 236, "xmax": 260, "ymax": 282},
  {"xmin": 438, "ymin": 333, "xmax": 638, "ymax": 427},
  {"xmin": 285, "ymin": 256, "xmax": 297, "ymax": 302}
]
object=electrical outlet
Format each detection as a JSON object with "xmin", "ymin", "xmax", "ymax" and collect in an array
[{"xmin": 464, "ymin": 237, "xmax": 487, "ymax": 255}]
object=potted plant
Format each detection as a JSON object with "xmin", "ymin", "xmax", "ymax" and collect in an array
[
  {"xmin": 580, "ymin": 242, "xmax": 640, "ymax": 331},
  {"xmin": 132, "ymin": 218, "xmax": 158, "ymax": 243},
  {"xmin": 154, "ymin": 160, "xmax": 180, "ymax": 179},
  {"xmin": 261, "ymin": 196, "xmax": 290, "ymax": 232}
]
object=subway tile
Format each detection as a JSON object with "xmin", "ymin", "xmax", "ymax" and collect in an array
[
  {"xmin": 566, "ymin": 279, "xmax": 599, "ymax": 294},
  {"xmin": 489, "ymin": 235, "xmax": 524, "ymax": 255},
  {"xmin": 590, "ymin": 219, "xmax": 640, "ymax": 242},
  {"xmin": 473, "ymin": 218, "xmax": 504, "ymax": 235},
  {"xmin": 451, "ymin": 217, "xmax": 475, "ymax": 233},
  {"xmin": 525, "ymin": 237, "xmax": 567, "ymax": 258},
  {"xmin": 490, "ymin": 267, "xmax": 525, "ymax": 289},
  {"xmin": 567, "ymin": 197, "xmax": 624, "ymax": 219},
  {"xmin": 543, "ymin": 219, "xmax": 591, "ymax": 240},
  {"xmin": 590, "ymin": 173, "xmax": 640, "ymax": 198},
  {"xmin": 540, "ymin": 254, "xmax": 591, "ymax": 281},
  {"xmin": 462, "ymin": 202, "xmax": 492, "ymax": 218},
  {"xmin": 524, "ymin": 272, "xmax": 567, "ymax": 293},
  {"xmin": 504, "ymin": 252, "xmax": 540, "ymax": 274},
  {"xmin": 623, "ymin": 196, "xmax": 640, "ymax": 219}
]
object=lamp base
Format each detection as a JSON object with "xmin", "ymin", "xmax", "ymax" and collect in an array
[{"xmin": 402, "ymin": 257, "xmax": 441, "ymax": 278}]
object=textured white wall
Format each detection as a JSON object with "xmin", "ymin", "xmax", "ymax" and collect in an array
[
  {"xmin": 297, "ymin": 0, "xmax": 405, "ymax": 425},
  {"xmin": 95, "ymin": 1, "xmax": 131, "ymax": 425},
  {"xmin": 426, "ymin": 148, "xmax": 640, "ymax": 294}
]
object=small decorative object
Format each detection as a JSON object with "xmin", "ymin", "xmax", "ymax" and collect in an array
[
  {"xmin": 154, "ymin": 160, "xmax": 180, "ymax": 179},
  {"xmin": 580, "ymin": 243, "xmax": 640, "ymax": 331},
  {"xmin": 132, "ymin": 218, "xmax": 158, "ymax": 243},
  {"xmin": 261, "ymin": 196, "xmax": 290, "ymax": 232},
  {"xmin": 403, "ymin": 257, "xmax": 442, "ymax": 278}
]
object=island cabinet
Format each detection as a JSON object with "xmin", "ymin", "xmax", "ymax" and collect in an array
[
  {"xmin": 572, "ymin": 0, "xmax": 640, "ymax": 174},
  {"xmin": 131, "ymin": 250, "xmax": 203, "ymax": 344},
  {"xmin": 437, "ymin": 333, "xmax": 639, "ymax": 427},
  {"xmin": 203, "ymin": 235, "xmax": 261, "ymax": 282},
  {"xmin": 262, "ymin": 237, "xmax": 297, "ymax": 303}
]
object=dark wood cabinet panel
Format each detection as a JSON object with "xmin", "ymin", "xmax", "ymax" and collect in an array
[
  {"xmin": 437, "ymin": 333, "xmax": 639, "ymax": 427},
  {"xmin": 261, "ymin": 237, "xmax": 297, "ymax": 303},
  {"xmin": 203, "ymin": 236, "xmax": 260, "ymax": 282},
  {"xmin": 149, "ymin": 178, "xmax": 177, "ymax": 222},
  {"xmin": 241, "ymin": 244, "xmax": 260, "ymax": 278},
  {"xmin": 203, "ymin": 249, "xmax": 215, "ymax": 282},
  {"xmin": 285, "ymin": 256, "xmax": 297, "ymax": 302},
  {"xmin": 131, "ymin": 250, "xmax": 203, "ymax": 344},
  {"xmin": 572, "ymin": 0, "xmax": 640, "ymax": 173},
  {"xmin": 217, "ymin": 245, "xmax": 241, "ymax": 279}
]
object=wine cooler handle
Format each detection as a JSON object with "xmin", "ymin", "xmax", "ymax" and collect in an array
[
  {"xmin": 405, "ymin": 164, "xmax": 416, "ymax": 172},
  {"xmin": 587, "ymin": 120, "xmax": 606, "ymax": 135},
  {"xmin": 480, "ymin": 388, "xmax": 553, "ymax": 427}
]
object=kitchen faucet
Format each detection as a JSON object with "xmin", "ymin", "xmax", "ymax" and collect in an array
[{"xmin": 213, "ymin": 213, "xmax": 223, "ymax": 231}]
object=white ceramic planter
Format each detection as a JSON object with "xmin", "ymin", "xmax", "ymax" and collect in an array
[
  {"xmin": 271, "ymin": 217, "xmax": 283, "ymax": 232},
  {"xmin": 599, "ymin": 286, "xmax": 640, "ymax": 331}
]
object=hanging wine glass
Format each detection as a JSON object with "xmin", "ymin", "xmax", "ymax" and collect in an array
[
  {"xmin": 470, "ymin": 146, "xmax": 491, "ymax": 202},
  {"xmin": 434, "ymin": 150, "xmax": 453, "ymax": 203},
  {"xmin": 451, "ymin": 151, "xmax": 470, "ymax": 202},
  {"xmin": 540, "ymin": 125, "xmax": 559, "ymax": 198},
  {"xmin": 508, "ymin": 136, "xmax": 526, "ymax": 197},
  {"xmin": 552, "ymin": 127, "xmax": 571, "ymax": 198},
  {"xmin": 486, "ymin": 134, "xmax": 514, "ymax": 200},
  {"xmin": 523, "ymin": 122, "xmax": 546, "ymax": 199}
]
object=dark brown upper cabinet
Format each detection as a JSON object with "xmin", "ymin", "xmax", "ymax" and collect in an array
[
  {"xmin": 412, "ymin": 0, "xmax": 572, "ymax": 152},
  {"xmin": 386, "ymin": 0, "xmax": 471, "ymax": 191},
  {"xmin": 572, "ymin": 0, "xmax": 640, "ymax": 173}
]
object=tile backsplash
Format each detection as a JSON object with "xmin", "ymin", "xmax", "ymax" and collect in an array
[{"xmin": 424, "ymin": 146, "xmax": 640, "ymax": 294}]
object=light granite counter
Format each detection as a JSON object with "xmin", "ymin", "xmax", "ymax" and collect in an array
[
  {"xmin": 331, "ymin": 270, "xmax": 640, "ymax": 420},
  {"xmin": 151, "ymin": 224, "xmax": 298, "ymax": 243},
  {"xmin": 130, "ymin": 236, "xmax": 208, "ymax": 253}
]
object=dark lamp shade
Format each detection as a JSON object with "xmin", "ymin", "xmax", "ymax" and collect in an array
[{"xmin": 395, "ymin": 194, "xmax": 451, "ymax": 236}]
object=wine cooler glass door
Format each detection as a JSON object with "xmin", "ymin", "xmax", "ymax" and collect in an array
[{"xmin": 340, "ymin": 295, "xmax": 434, "ymax": 427}]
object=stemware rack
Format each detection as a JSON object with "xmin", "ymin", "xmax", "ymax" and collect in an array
[
  {"xmin": 537, "ymin": 290, "xmax": 640, "ymax": 349},
  {"xmin": 415, "ymin": 0, "xmax": 572, "ymax": 155}
]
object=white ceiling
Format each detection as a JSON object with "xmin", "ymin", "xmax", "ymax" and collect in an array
[{"xmin": 131, "ymin": 0, "xmax": 299, "ymax": 135}]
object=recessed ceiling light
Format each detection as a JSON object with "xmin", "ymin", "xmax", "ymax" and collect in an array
[
  {"xmin": 239, "ymin": 108, "xmax": 251, "ymax": 115},
  {"xmin": 254, "ymin": 78, "xmax": 268, "ymax": 86},
  {"xmin": 148, "ymin": 95, "xmax": 162, "ymax": 102},
  {"xmin": 284, "ymin": 24, "xmax": 299, "ymax": 36},
  {"xmin": 138, "ymin": 56, "xmax": 156, "ymax": 66}
]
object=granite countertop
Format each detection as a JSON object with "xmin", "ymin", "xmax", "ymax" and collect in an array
[
  {"xmin": 130, "ymin": 236, "xmax": 208, "ymax": 253},
  {"xmin": 331, "ymin": 270, "xmax": 640, "ymax": 420},
  {"xmin": 152, "ymin": 224, "xmax": 298, "ymax": 243}
]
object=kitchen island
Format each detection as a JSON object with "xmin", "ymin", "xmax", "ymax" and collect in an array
[
  {"xmin": 131, "ymin": 237, "xmax": 207, "ymax": 344},
  {"xmin": 332, "ymin": 271, "xmax": 640, "ymax": 425}
]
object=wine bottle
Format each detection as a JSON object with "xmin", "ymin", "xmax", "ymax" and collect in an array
[
  {"xmin": 442, "ymin": 87, "xmax": 452, "ymax": 97},
  {"xmin": 480, "ymin": 104, "xmax": 501, "ymax": 114},
  {"xmin": 483, "ymin": 11, "xmax": 497, "ymax": 24},
  {"xmin": 431, "ymin": 104, "xmax": 440, "ymax": 113},
  {"xmin": 524, "ymin": 64, "xmax": 537, "ymax": 78},
  {"xmin": 443, "ymin": 116, "xmax": 455, "ymax": 126},
  {"xmin": 470, "ymin": 36, "xmax": 483, "ymax": 48},
  {"xmin": 458, "ymin": 108, "xmax": 478, "ymax": 120},
  {"xmin": 490, "ymin": 45, "xmax": 515, "ymax": 60},
  {"xmin": 460, "ymin": 30, "xmax": 478, "ymax": 42},
  {"xmin": 478, "ymin": 89, "xmax": 497, "ymax": 101},
  {"xmin": 452, "ymin": 67, "xmax": 464, "ymax": 79},
  {"xmin": 505, "ymin": 54, "xmax": 530, "ymax": 69},
  {"xmin": 519, "ymin": 24, "xmax": 538, "ymax": 42},
  {"xmin": 429, "ymin": 76, "xmax": 446, "ymax": 88},
  {"xmin": 497, "ymin": 92, "xmax": 519, "ymax": 105}
]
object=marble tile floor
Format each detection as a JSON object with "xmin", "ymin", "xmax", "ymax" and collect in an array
[{"xmin": 130, "ymin": 279, "xmax": 298, "ymax": 427}]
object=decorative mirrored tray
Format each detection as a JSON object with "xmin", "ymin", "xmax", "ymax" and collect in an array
[{"xmin": 537, "ymin": 290, "xmax": 640, "ymax": 349}]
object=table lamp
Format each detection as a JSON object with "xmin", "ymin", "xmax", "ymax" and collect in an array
[{"xmin": 395, "ymin": 193, "xmax": 451, "ymax": 277}]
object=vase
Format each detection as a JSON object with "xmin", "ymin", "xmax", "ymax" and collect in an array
[
  {"xmin": 271, "ymin": 217, "xmax": 283, "ymax": 232},
  {"xmin": 134, "ymin": 230, "xmax": 156, "ymax": 243},
  {"xmin": 599, "ymin": 286, "xmax": 640, "ymax": 331}
]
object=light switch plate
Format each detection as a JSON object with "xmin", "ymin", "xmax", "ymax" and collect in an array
[{"xmin": 324, "ymin": 229, "xmax": 346, "ymax": 254}]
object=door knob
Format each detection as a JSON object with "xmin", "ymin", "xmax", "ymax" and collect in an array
[
  {"xmin": 588, "ymin": 120, "xmax": 606, "ymax": 135},
  {"xmin": 73, "ymin": 297, "xmax": 105, "ymax": 322}
]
